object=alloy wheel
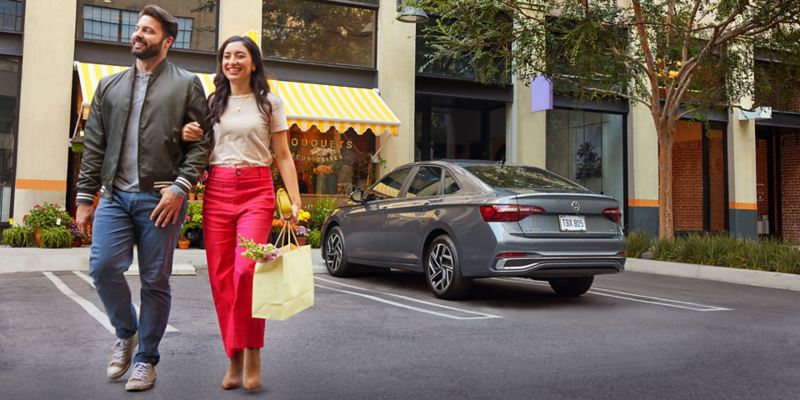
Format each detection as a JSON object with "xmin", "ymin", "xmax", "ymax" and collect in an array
[
  {"xmin": 427, "ymin": 243, "xmax": 454, "ymax": 291},
  {"xmin": 325, "ymin": 232, "xmax": 343, "ymax": 272}
]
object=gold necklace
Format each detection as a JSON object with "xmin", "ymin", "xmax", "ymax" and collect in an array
[{"xmin": 231, "ymin": 95, "xmax": 248, "ymax": 112}]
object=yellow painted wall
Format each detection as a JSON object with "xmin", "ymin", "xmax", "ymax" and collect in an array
[
  {"xmin": 218, "ymin": 0, "xmax": 263, "ymax": 45},
  {"xmin": 376, "ymin": 0, "xmax": 416, "ymax": 172},
  {"xmin": 513, "ymin": 79, "xmax": 547, "ymax": 166},
  {"xmin": 627, "ymin": 102, "xmax": 659, "ymax": 206},
  {"xmin": 13, "ymin": 0, "xmax": 77, "ymax": 217}
]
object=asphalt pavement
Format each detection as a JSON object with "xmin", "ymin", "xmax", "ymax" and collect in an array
[{"xmin": 1, "ymin": 268, "xmax": 799, "ymax": 399}]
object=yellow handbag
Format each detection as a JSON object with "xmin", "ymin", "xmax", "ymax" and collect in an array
[{"xmin": 275, "ymin": 188, "xmax": 293, "ymax": 220}]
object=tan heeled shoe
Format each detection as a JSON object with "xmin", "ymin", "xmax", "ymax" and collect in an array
[
  {"xmin": 243, "ymin": 348, "xmax": 262, "ymax": 391},
  {"xmin": 221, "ymin": 351, "xmax": 243, "ymax": 390}
]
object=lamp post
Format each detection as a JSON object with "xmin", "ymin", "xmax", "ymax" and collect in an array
[{"xmin": 396, "ymin": 0, "xmax": 429, "ymax": 24}]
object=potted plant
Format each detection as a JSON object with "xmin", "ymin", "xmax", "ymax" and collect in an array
[
  {"xmin": 195, "ymin": 182, "xmax": 205, "ymax": 201},
  {"xmin": 2, "ymin": 219, "xmax": 34, "ymax": 248},
  {"xmin": 179, "ymin": 201, "xmax": 203, "ymax": 249},
  {"xmin": 294, "ymin": 225, "xmax": 308, "ymax": 246},
  {"xmin": 40, "ymin": 226, "xmax": 73, "ymax": 249},
  {"xmin": 67, "ymin": 221, "xmax": 85, "ymax": 247},
  {"xmin": 23, "ymin": 203, "xmax": 73, "ymax": 247}
]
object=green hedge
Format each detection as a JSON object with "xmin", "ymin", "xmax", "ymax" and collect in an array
[{"xmin": 626, "ymin": 232, "xmax": 800, "ymax": 275}]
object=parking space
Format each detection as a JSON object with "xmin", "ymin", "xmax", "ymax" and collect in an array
[{"xmin": 2, "ymin": 270, "xmax": 799, "ymax": 399}]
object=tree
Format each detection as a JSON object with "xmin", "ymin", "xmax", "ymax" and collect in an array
[{"xmin": 412, "ymin": 0, "xmax": 800, "ymax": 238}]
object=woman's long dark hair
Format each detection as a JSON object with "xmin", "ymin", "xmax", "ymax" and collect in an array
[{"xmin": 206, "ymin": 36, "xmax": 273, "ymax": 128}]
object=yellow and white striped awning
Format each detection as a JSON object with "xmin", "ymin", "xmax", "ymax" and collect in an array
[
  {"xmin": 75, "ymin": 62, "xmax": 400, "ymax": 136},
  {"xmin": 75, "ymin": 62, "xmax": 216, "ymax": 104}
]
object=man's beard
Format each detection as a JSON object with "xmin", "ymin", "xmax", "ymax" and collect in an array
[{"xmin": 131, "ymin": 37, "xmax": 164, "ymax": 60}]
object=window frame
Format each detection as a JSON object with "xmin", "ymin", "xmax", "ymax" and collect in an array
[
  {"xmin": 365, "ymin": 167, "xmax": 413, "ymax": 202},
  {"xmin": 0, "ymin": 55, "xmax": 22, "ymax": 228},
  {"xmin": 74, "ymin": 1, "xmax": 219, "ymax": 55},
  {"xmin": 261, "ymin": 0, "xmax": 378, "ymax": 69},
  {"xmin": 0, "ymin": 0, "xmax": 24, "ymax": 33}
]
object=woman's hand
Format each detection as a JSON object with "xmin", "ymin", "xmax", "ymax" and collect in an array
[
  {"xmin": 291, "ymin": 204, "xmax": 301, "ymax": 225},
  {"xmin": 181, "ymin": 121, "xmax": 204, "ymax": 142}
]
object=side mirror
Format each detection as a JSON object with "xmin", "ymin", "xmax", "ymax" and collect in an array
[{"xmin": 350, "ymin": 189, "xmax": 365, "ymax": 203}]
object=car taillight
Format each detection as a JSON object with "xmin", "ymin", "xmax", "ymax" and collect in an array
[
  {"xmin": 603, "ymin": 207, "xmax": 622, "ymax": 224},
  {"xmin": 480, "ymin": 205, "xmax": 545, "ymax": 222},
  {"xmin": 497, "ymin": 252, "xmax": 527, "ymax": 258}
]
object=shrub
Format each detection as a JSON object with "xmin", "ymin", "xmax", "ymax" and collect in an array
[
  {"xmin": 40, "ymin": 227, "xmax": 73, "ymax": 249},
  {"xmin": 180, "ymin": 201, "xmax": 203, "ymax": 238},
  {"xmin": 625, "ymin": 231, "xmax": 653, "ymax": 258},
  {"xmin": 307, "ymin": 228, "xmax": 322, "ymax": 249},
  {"xmin": 2, "ymin": 226, "xmax": 34, "ymax": 247},
  {"xmin": 307, "ymin": 198, "xmax": 337, "ymax": 231},
  {"xmin": 23, "ymin": 203, "xmax": 72, "ymax": 229}
]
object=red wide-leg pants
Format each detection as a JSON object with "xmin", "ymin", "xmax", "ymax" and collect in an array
[{"xmin": 203, "ymin": 166, "xmax": 275, "ymax": 358}]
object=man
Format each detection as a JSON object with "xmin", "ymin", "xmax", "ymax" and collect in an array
[{"xmin": 76, "ymin": 5, "xmax": 210, "ymax": 392}]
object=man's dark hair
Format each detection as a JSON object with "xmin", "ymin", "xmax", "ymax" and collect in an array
[{"xmin": 139, "ymin": 5, "xmax": 178, "ymax": 42}]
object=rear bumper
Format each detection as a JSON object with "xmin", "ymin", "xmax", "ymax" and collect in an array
[{"xmin": 490, "ymin": 255, "xmax": 626, "ymax": 278}]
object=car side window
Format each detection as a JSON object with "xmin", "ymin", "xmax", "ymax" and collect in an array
[
  {"xmin": 443, "ymin": 171, "xmax": 460, "ymax": 195},
  {"xmin": 405, "ymin": 167, "xmax": 442, "ymax": 198},
  {"xmin": 365, "ymin": 168, "xmax": 411, "ymax": 201}
]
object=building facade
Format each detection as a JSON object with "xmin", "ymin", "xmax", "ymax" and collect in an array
[{"xmin": 2, "ymin": 0, "xmax": 799, "ymax": 243}]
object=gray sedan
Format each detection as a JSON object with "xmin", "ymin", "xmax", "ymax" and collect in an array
[{"xmin": 321, "ymin": 160, "xmax": 626, "ymax": 299}]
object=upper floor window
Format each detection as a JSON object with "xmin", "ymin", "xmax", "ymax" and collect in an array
[
  {"xmin": 0, "ymin": 0, "xmax": 23, "ymax": 32},
  {"xmin": 77, "ymin": 1, "xmax": 217, "ymax": 52},
  {"xmin": 262, "ymin": 0, "xmax": 377, "ymax": 68}
]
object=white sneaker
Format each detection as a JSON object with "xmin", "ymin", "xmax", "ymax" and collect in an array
[
  {"xmin": 106, "ymin": 333, "xmax": 138, "ymax": 380},
  {"xmin": 125, "ymin": 362, "xmax": 156, "ymax": 392}
]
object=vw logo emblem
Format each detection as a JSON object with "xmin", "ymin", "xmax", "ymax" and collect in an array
[{"xmin": 571, "ymin": 201, "xmax": 580, "ymax": 212}]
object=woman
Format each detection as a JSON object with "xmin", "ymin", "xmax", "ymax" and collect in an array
[{"xmin": 182, "ymin": 36, "xmax": 301, "ymax": 391}]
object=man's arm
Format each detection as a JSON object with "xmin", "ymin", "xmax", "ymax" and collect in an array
[
  {"xmin": 151, "ymin": 76, "xmax": 210, "ymax": 227},
  {"xmin": 172, "ymin": 76, "xmax": 211, "ymax": 196}
]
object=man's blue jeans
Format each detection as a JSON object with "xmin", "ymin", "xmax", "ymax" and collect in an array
[{"xmin": 89, "ymin": 190, "xmax": 186, "ymax": 366}]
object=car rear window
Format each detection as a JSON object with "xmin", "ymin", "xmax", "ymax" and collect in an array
[{"xmin": 464, "ymin": 165, "xmax": 587, "ymax": 191}]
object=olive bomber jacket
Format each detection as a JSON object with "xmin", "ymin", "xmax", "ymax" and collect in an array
[{"xmin": 76, "ymin": 60, "xmax": 210, "ymax": 205}]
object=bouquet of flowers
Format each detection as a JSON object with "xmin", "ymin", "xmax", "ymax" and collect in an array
[{"xmin": 238, "ymin": 235, "xmax": 281, "ymax": 262}]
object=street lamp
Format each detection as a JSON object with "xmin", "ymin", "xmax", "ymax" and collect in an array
[{"xmin": 396, "ymin": 0, "xmax": 429, "ymax": 24}]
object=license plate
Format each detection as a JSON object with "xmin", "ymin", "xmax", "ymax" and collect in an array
[{"xmin": 559, "ymin": 215, "xmax": 586, "ymax": 232}]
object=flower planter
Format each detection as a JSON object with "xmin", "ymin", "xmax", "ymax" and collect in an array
[
  {"xmin": 178, "ymin": 239, "xmax": 191, "ymax": 249},
  {"xmin": 72, "ymin": 238, "xmax": 83, "ymax": 248},
  {"xmin": 33, "ymin": 227, "xmax": 42, "ymax": 247},
  {"xmin": 188, "ymin": 193, "xmax": 196, "ymax": 201},
  {"xmin": 296, "ymin": 237, "xmax": 307, "ymax": 246}
]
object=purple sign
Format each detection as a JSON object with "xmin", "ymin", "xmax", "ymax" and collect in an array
[{"xmin": 530, "ymin": 76, "xmax": 553, "ymax": 112}]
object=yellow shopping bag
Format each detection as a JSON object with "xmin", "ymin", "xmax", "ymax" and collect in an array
[{"xmin": 251, "ymin": 199, "xmax": 314, "ymax": 320}]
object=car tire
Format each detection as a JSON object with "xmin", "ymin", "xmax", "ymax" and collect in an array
[
  {"xmin": 548, "ymin": 276, "xmax": 594, "ymax": 297},
  {"xmin": 424, "ymin": 235, "xmax": 472, "ymax": 300},
  {"xmin": 323, "ymin": 226, "xmax": 355, "ymax": 277}
]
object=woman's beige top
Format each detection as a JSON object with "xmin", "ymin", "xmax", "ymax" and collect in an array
[{"xmin": 209, "ymin": 92, "xmax": 289, "ymax": 167}]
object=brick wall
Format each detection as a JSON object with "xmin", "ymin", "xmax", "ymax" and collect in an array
[
  {"xmin": 781, "ymin": 134, "xmax": 800, "ymax": 243},
  {"xmin": 673, "ymin": 122, "xmax": 704, "ymax": 231},
  {"xmin": 709, "ymin": 131, "xmax": 725, "ymax": 231},
  {"xmin": 756, "ymin": 139, "xmax": 769, "ymax": 216}
]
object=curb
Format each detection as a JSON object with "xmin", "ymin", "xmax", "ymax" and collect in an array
[
  {"xmin": 625, "ymin": 258, "xmax": 800, "ymax": 292},
  {"xmin": 0, "ymin": 247, "xmax": 329, "ymax": 275}
]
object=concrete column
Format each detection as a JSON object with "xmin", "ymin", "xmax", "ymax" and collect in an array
[
  {"xmin": 376, "ymin": 0, "xmax": 416, "ymax": 172},
  {"xmin": 726, "ymin": 43, "xmax": 758, "ymax": 240},
  {"xmin": 217, "ymin": 0, "xmax": 262, "ymax": 43},
  {"xmin": 512, "ymin": 79, "xmax": 547, "ymax": 167},
  {"xmin": 13, "ymin": 1, "xmax": 77, "ymax": 218},
  {"xmin": 626, "ymin": 102, "xmax": 660, "ymax": 236}
]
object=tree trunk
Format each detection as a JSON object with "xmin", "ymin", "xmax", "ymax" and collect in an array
[{"xmin": 657, "ymin": 127, "xmax": 675, "ymax": 239}]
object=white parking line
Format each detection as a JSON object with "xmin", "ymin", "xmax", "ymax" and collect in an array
[
  {"xmin": 43, "ymin": 272, "xmax": 116, "ymax": 334},
  {"xmin": 315, "ymin": 276, "xmax": 502, "ymax": 320},
  {"xmin": 73, "ymin": 271, "xmax": 179, "ymax": 332},
  {"xmin": 496, "ymin": 278, "xmax": 732, "ymax": 312}
]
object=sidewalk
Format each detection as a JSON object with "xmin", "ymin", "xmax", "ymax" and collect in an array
[
  {"xmin": 0, "ymin": 246, "xmax": 328, "ymax": 275},
  {"xmin": 1, "ymin": 246, "xmax": 799, "ymax": 292}
]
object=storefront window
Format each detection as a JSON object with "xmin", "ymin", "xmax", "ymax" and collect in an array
[
  {"xmin": 262, "ymin": 0, "xmax": 377, "ymax": 68},
  {"xmin": 77, "ymin": 1, "xmax": 217, "ymax": 52},
  {"xmin": 415, "ymin": 95, "xmax": 507, "ymax": 161},
  {"xmin": 0, "ymin": 0, "xmax": 23, "ymax": 32},
  {"xmin": 546, "ymin": 109, "xmax": 625, "ymax": 216},
  {"xmin": 286, "ymin": 126, "xmax": 377, "ymax": 196},
  {"xmin": 0, "ymin": 56, "xmax": 19, "ymax": 223}
]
